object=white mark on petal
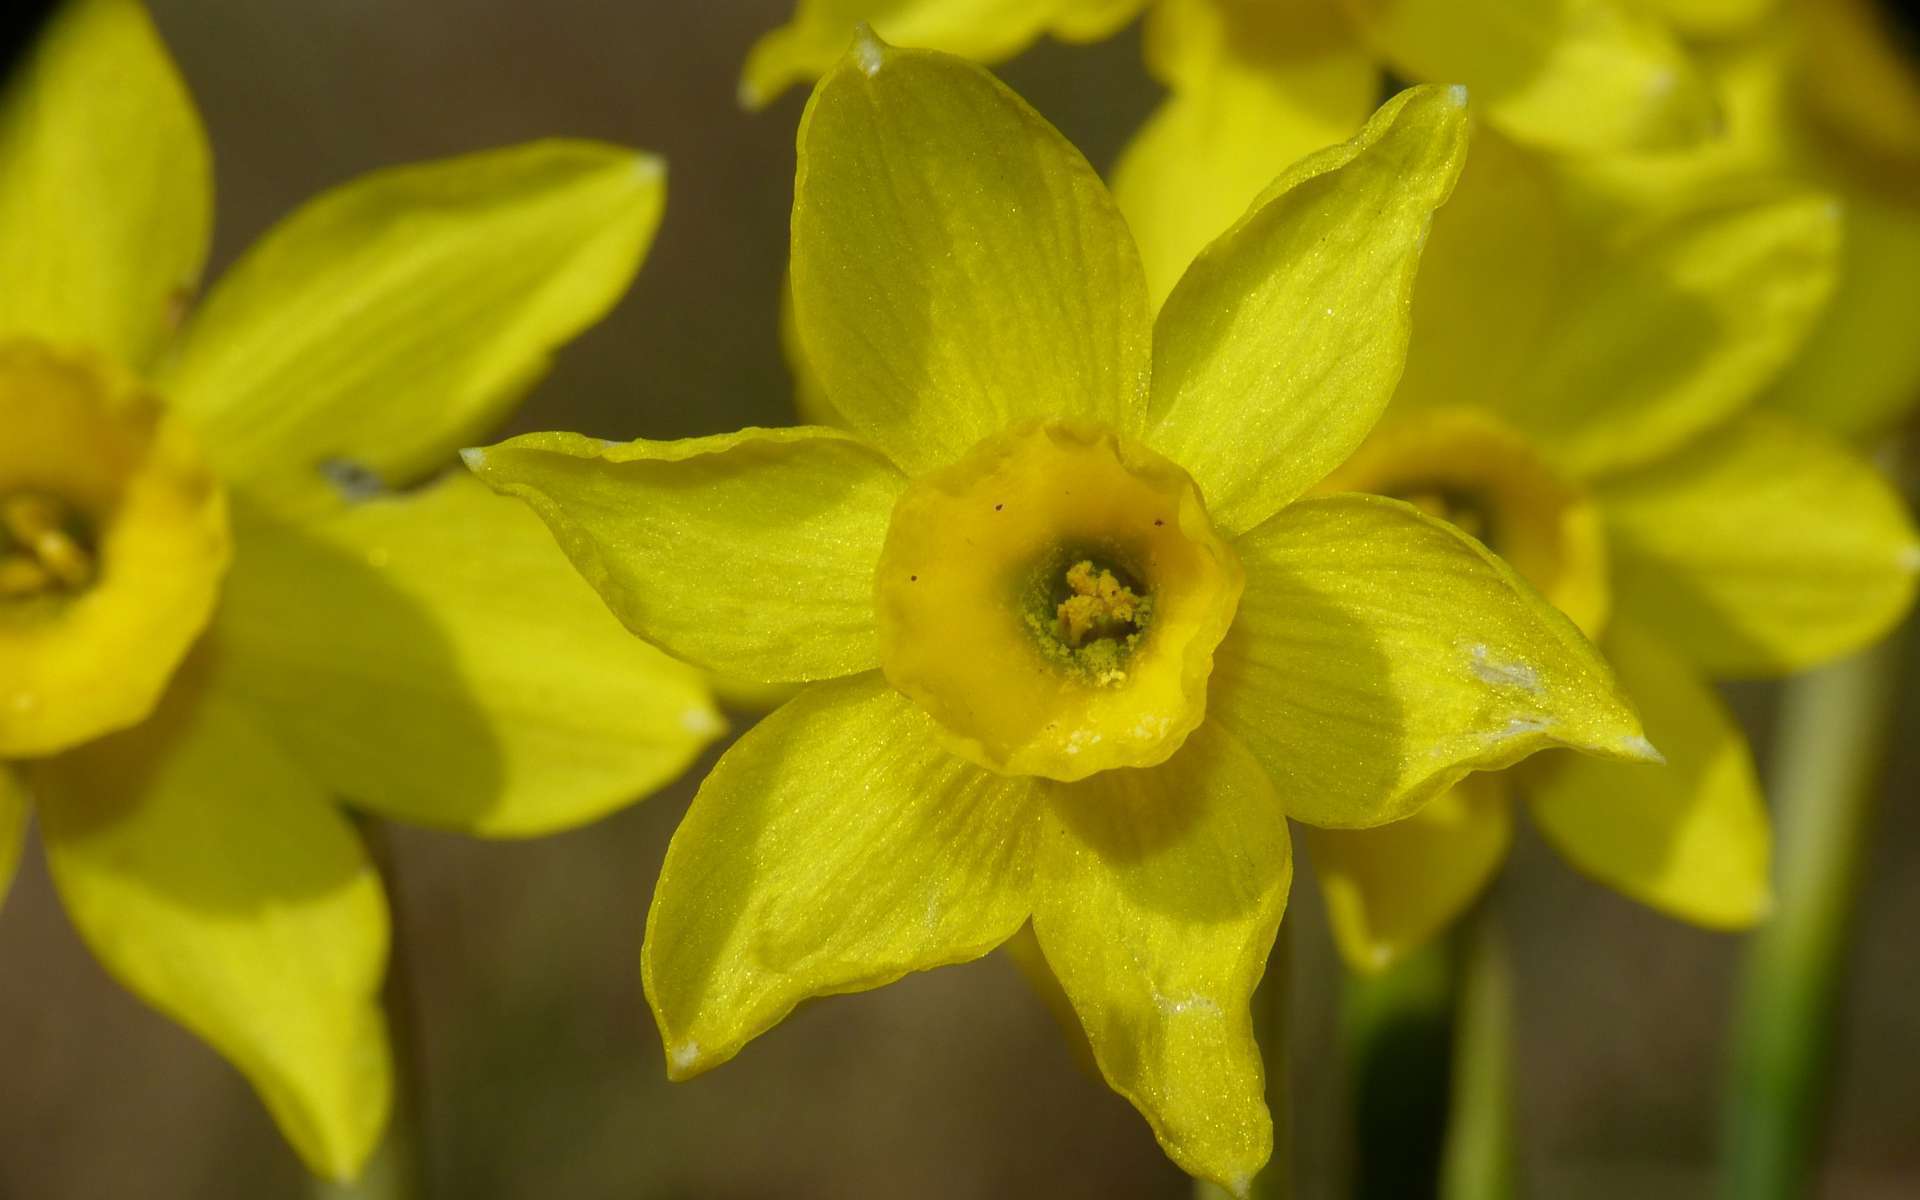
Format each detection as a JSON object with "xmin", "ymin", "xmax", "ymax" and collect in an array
[
  {"xmin": 1446, "ymin": 83, "xmax": 1469, "ymax": 108},
  {"xmin": 670, "ymin": 1041, "xmax": 701, "ymax": 1073},
  {"xmin": 1154, "ymin": 991, "xmax": 1222, "ymax": 1018},
  {"xmin": 852, "ymin": 24, "xmax": 886, "ymax": 76},
  {"xmin": 459, "ymin": 447, "xmax": 487, "ymax": 470},
  {"xmin": 1619, "ymin": 735, "xmax": 1664, "ymax": 764},
  {"xmin": 1468, "ymin": 643, "xmax": 1543, "ymax": 694}
]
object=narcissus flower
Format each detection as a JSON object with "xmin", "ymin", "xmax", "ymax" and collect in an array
[
  {"xmin": 0, "ymin": 0, "xmax": 719, "ymax": 1178},
  {"xmin": 1105, "ymin": 0, "xmax": 1920, "ymax": 970},
  {"xmin": 470, "ymin": 32, "xmax": 1656, "ymax": 1190},
  {"xmin": 738, "ymin": 0, "xmax": 1152, "ymax": 108}
]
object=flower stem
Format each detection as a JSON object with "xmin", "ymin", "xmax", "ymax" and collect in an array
[
  {"xmin": 1341, "ymin": 906, "xmax": 1514, "ymax": 1200},
  {"xmin": 313, "ymin": 820, "xmax": 429, "ymax": 1200},
  {"xmin": 1196, "ymin": 918, "xmax": 1293, "ymax": 1200},
  {"xmin": 1439, "ymin": 915, "xmax": 1514, "ymax": 1200},
  {"xmin": 1719, "ymin": 620, "xmax": 1911, "ymax": 1200},
  {"xmin": 1720, "ymin": 431, "xmax": 1916, "ymax": 1200}
]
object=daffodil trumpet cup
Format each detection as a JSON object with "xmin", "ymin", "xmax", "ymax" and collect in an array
[{"xmin": 470, "ymin": 29, "xmax": 1661, "ymax": 1194}]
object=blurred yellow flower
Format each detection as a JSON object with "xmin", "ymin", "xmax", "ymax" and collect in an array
[
  {"xmin": 739, "ymin": 0, "xmax": 1150, "ymax": 108},
  {"xmin": 0, "ymin": 0, "xmax": 720, "ymax": 1178},
  {"xmin": 1107, "ymin": 0, "xmax": 1920, "ymax": 971},
  {"xmin": 1660, "ymin": 0, "xmax": 1920, "ymax": 437},
  {"xmin": 471, "ymin": 32, "xmax": 1659, "ymax": 1191}
]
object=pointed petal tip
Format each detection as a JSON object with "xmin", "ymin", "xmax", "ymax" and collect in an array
[
  {"xmin": 458, "ymin": 446, "xmax": 487, "ymax": 471},
  {"xmin": 849, "ymin": 22, "xmax": 889, "ymax": 76},
  {"xmin": 1619, "ymin": 734, "xmax": 1665, "ymax": 765},
  {"xmin": 632, "ymin": 153, "xmax": 666, "ymax": 186},
  {"xmin": 681, "ymin": 704, "xmax": 726, "ymax": 739},
  {"xmin": 1446, "ymin": 83, "xmax": 1469, "ymax": 108},
  {"xmin": 666, "ymin": 1038, "xmax": 705, "ymax": 1081}
]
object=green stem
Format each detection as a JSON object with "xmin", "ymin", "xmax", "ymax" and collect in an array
[
  {"xmin": 1440, "ymin": 915, "xmax": 1515, "ymax": 1200},
  {"xmin": 1196, "ymin": 919, "xmax": 1293, "ymax": 1200},
  {"xmin": 313, "ymin": 821, "xmax": 428, "ymax": 1200},
  {"xmin": 1718, "ymin": 620, "xmax": 1911, "ymax": 1200},
  {"xmin": 1340, "ymin": 907, "xmax": 1515, "ymax": 1200}
]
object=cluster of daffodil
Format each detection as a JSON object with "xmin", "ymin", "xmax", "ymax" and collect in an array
[{"xmin": 6, "ymin": 0, "xmax": 1917, "ymax": 1194}]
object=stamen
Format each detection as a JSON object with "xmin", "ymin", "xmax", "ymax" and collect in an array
[
  {"xmin": 1022, "ymin": 556, "xmax": 1154, "ymax": 686},
  {"xmin": 0, "ymin": 493, "xmax": 94, "ymax": 595},
  {"xmin": 1055, "ymin": 560, "xmax": 1144, "ymax": 647}
]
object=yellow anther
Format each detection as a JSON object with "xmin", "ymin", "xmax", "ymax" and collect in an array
[
  {"xmin": 1055, "ymin": 560, "xmax": 1143, "ymax": 648},
  {"xmin": 1, "ymin": 493, "xmax": 94, "ymax": 593}
]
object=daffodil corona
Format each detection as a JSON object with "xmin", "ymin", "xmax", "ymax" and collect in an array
[
  {"xmin": 472, "ymin": 31, "xmax": 1658, "ymax": 1191},
  {"xmin": 0, "ymin": 0, "xmax": 721, "ymax": 1179}
]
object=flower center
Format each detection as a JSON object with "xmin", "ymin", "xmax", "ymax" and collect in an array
[
  {"xmin": 1028, "ymin": 556, "xmax": 1153, "ymax": 685},
  {"xmin": 0, "ymin": 492, "xmax": 96, "ymax": 600},
  {"xmin": 0, "ymin": 340, "xmax": 230, "ymax": 757},
  {"xmin": 1316, "ymin": 407, "xmax": 1610, "ymax": 638},
  {"xmin": 875, "ymin": 421, "xmax": 1242, "ymax": 782}
]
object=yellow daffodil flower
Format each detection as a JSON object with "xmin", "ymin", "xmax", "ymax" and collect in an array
[
  {"xmin": 741, "ymin": 0, "xmax": 1729, "ymax": 155},
  {"xmin": 1105, "ymin": 0, "xmax": 1920, "ymax": 971},
  {"xmin": 739, "ymin": 0, "xmax": 1151, "ymax": 108},
  {"xmin": 0, "ymin": 0, "xmax": 721, "ymax": 1178},
  {"xmin": 469, "ymin": 31, "xmax": 1659, "ymax": 1191}
]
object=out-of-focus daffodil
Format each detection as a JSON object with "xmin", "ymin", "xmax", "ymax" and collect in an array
[
  {"xmin": 739, "ymin": 0, "xmax": 1150, "ymax": 109},
  {"xmin": 471, "ymin": 31, "xmax": 1659, "ymax": 1191},
  {"xmin": 1106, "ymin": 0, "xmax": 1920, "ymax": 972},
  {"xmin": 1656, "ymin": 0, "xmax": 1920, "ymax": 437},
  {"xmin": 0, "ymin": 0, "xmax": 721, "ymax": 1178}
]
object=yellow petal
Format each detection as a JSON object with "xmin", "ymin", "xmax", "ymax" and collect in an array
[
  {"xmin": 1652, "ymin": 0, "xmax": 1778, "ymax": 38},
  {"xmin": 162, "ymin": 141, "xmax": 665, "ymax": 516},
  {"xmin": 205, "ymin": 475, "xmax": 721, "ymax": 838},
  {"xmin": 1389, "ymin": 126, "xmax": 1565, "ymax": 423},
  {"xmin": 1306, "ymin": 772, "xmax": 1512, "ymax": 974},
  {"xmin": 1797, "ymin": 0, "xmax": 1920, "ymax": 178},
  {"xmin": 1597, "ymin": 411, "xmax": 1920, "ymax": 678},
  {"xmin": 1145, "ymin": 84, "xmax": 1468, "ymax": 535},
  {"xmin": 1212, "ymin": 494, "xmax": 1654, "ymax": 830},
  {"xmin": 790, "ymin": 30, "xmax": 1152, "ymax": 474},
  {"xmin": 0, "ymin": 0, "xmax": 210, "ymax": 366},
  {"xmin": 1522, "ymin": 620, "xmax": 1771, "ymax": 928},
  {"xmin": 1501, "ymin": 188, "xmax": 1841, "ymax": 479},
  {"xmin": 1031, "ymin": 721, "xmax": 1291, "ymax": 1193},
  {"xmin": 779, "ymin": 272, "xmax": 842, "ymax": 427},
  {"xmin": 739, "ymin": 0, "xmax": 1148, "ymax": 108},
  {"xmin": 1767, "ymin": 190, "xmax": 1920, "ymax": 437},
  {"xmin": 1111, "ymin": 0, "xmax": 1381, "ymax": 307},
  {"xmin": 32, "ymin": 675, "xmax": 392, "ymax": 1180},
  {"xmin": 0, "ymin": 343, "xmax": 229, "ymax": 758},
  {"xmin": 466, "ymin": 426, "xmax": 904, "ymax": 683},
  {"xmin": 998, "ymin": 924, "xmax": 1101, "ymax": 1077},
  {"xmin": 0, "ymin": 766, "xmax": 26, "ymax": 913},
  {"xmin": 644, "ymin": 673, "xmax": 1041, "ymax": 1079},
  {"xmin": 1343, "ymin": 0, "xmax": 1718, "ymax": 153}
]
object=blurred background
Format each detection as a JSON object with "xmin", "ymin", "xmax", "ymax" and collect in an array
[{"xmin": 1, "ymin": 2, "xmax": 1917, "ymax": 1197}]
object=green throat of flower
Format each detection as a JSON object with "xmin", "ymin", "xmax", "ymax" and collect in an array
[
  {"xmin": 1397, "ymin": 486, "xmax": 1495, "ymax": 550},
  {"xmin": 0, "ymin": 492, "xmax": 95, "ymax": 601},
  {"xmin": 1024, "ymin": 554, "xmax": 1154, "ymax": 686}
]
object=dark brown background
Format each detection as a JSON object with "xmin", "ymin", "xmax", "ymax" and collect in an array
[{"xmin": 2, "ymin": 3, "xmax": 1916, "ymax": 1197}]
